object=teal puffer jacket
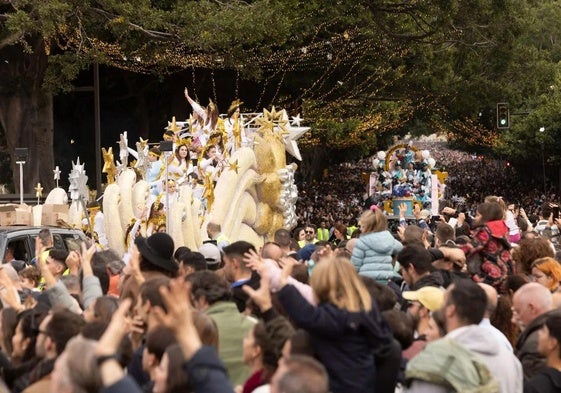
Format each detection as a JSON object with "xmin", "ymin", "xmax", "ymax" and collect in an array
[{"xmin": 351, "ymin": 230, "xmax": 403, "ymax": 283}]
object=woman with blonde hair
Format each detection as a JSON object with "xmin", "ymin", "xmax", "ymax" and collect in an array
[
  {"xmin": 351, "ymin": 205, "xmax": 403, "ymax": 283},
  {"xmin": 277, "ymin": 256, "xmax": 393, "ymax": 393},
  {"xmin": 531, "ymin": 257, "xmax": 561, "ymax": 293}
]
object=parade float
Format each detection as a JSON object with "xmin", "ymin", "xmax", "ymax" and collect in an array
[
  {"xmin": 369, "ymin": 142, "xmax": 448, "ymax": 217},
  {"xmin": 28, "ymin": 104, "xmax": 310, "ymax": 257}
]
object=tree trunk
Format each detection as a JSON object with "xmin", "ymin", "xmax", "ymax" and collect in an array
[
  {"xmin": 300, "ymin": 144, "xmax": 330, "ymax": 182},
  {"xmin": 0, "ymin": 40, "xmax": 55, "ymax": 194}
]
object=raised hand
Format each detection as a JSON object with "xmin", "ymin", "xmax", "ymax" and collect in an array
[
  {"xmin": 279, "ymin": 257, "xmax": 296, "ymax": 289},
  {"xmin": 0, "ymin": 267, "xmax": 23, "ymax": 312},
  {"xmin": 66, "ymin": 250, "xmax": 81, "ymax": 275},
  {"xmin": 95, "ymin": 298, "xmax": 132, "ymax": 357},
  {"xmin": 243, "ymin": 248, "xmax": 263, "ymax": 271},
  {"xmin": 152, "ymin": 279, "xmax": 201, "ymax": 360},
  {"xmin": 128, "ymin": 245, "xmax": 145, "ymax": 284},
  {"xmin": 398, "ymin": 202, "xmax": 407, "ymax": 218},
  {"xmin": 242, "ymin": 267, "xmax": 272, "ymax": 312},
  {"xmin": 80, "ymin": 241, "xmax": 97, "ymax": 277}
]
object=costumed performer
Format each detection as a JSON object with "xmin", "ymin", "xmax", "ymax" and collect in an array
[{"xmin": 165, "ymin": 140, "xmax": 193, "ymax": 185}]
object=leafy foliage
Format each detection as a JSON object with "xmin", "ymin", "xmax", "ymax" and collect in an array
[{"xmin": 2, "ymin": 0, "xmax": 561, "ymax": 184}]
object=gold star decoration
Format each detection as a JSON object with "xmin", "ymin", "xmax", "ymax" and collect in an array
[
  {"xmin": 35, "ymin": 183, "xmax": 43, "ymax": 198},
  {"xmin": 102, "ymin": 147, "xmax": 118, "ymax": 184},
  {"xmin": 203, "ymin": 171, "xmax": 215, "ymax": 212},
  {"xmin": 267, "ymin": 107, "xmax": 283, "ymax": 122},
  {"xmin": 167, "ymin": 116, "xmax": 182, "ymax": 133},
  {"xmin": 269, "ymin": 107, "xmax": 289, "ymax": 136},
  {"xmin": 138, "ymin": 137, "xmax": 149, "ymax": 150},
  {"xmin": 434, "ymin": 170, "xmax": 448, "ymax": 184},
  {"xmin": 255, "ymin": 107, "xmax": 290, "ymax": 140},
  {"xmin": 255, "ymin": 115, "xmax": 274, "ymax": 134},
  {"xmin": 228, "ymin": 159, "xmax": 239, "ymax": 174}
]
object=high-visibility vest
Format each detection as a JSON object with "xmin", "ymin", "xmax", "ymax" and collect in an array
[
  {"xmin": 317, "ymin": 228, "xmax": 329, "ymax": 241},
  {"xmin": 298, "ymin": 239, "xmax": 318, "ymax": 248}
]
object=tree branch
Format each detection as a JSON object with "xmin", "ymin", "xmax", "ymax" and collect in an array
[
  {"xmin": 89, "ymin": 7, "xmax": 178, "ymax": 40},
  {"xmin": 0, "ymin": 31, "xmax": 24, "ymax": 50}
]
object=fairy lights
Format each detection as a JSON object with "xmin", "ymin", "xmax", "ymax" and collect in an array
[{"xmin": 44, "ymin": 5, "xmax": 494, "ymax": 155}]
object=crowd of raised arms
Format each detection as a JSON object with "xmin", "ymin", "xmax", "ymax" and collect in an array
[{"xmin": 2, "ymin": 143, "xmax": 561, "ymax": 393}]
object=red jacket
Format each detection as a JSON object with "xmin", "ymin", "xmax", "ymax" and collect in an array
[{"xmin": 462, "ymin": 220, "xmax": 515, "ymax": 293}]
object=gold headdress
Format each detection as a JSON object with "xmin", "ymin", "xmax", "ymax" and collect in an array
[
  {"xmin": 166, "ymin": 116, "xmax": 182, "ymax": 133},
  {"xmin": 149, "ymin": 147, "xmax": 161, "ymax": 158},
  {"xmin": 152, "ymin": 194, "xmax": 164, "ymax": 211},
  {"xmin": 148, "ymin": 195, "xmax": 166, "ymax": 228},
  {"xmin": 176, "ymin": 138, "xmax": 192, "ymax": 149},
  {"xmin": 227, "ymin": 99, "xmax": 244, "ymax": 117}
]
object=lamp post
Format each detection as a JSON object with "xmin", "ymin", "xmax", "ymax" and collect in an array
[
  {"xmin": 159, "ymin": 141, "xmax": 173, "ymax": 234},
  {"xmin": 540, "ymin": 127, "xmax": 546, "ymax": 194},
  {"xmin": 14, "ymin": 148, "xmax": 28, "ymax": 205}
]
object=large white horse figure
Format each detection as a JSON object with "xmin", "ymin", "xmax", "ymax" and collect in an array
[{"xmin": 43, "ymin": 108, "xmax": 308, "ymax": 258}]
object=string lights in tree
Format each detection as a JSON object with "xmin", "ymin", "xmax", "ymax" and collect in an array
[{"xmin": 49, "ymin": 4, "xmax": 483, "ymax": 155}]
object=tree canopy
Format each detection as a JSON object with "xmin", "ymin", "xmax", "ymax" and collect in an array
[{"xmin": 1, "ymin": 0, "xmax": 561, "ymax": 187}]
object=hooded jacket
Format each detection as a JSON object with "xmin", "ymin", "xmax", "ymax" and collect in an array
[
  {"xmin": 277, "ymin": 284, "xmax": 393, "ymax": 393},
  {"xmin": 447, "ymin": 325, "xmax": 523, "ymax": 393},
  {"xmin": 351, "ymin": 230, "xmax": 403, "ymax": 283},
  {"xmin": 405, "ymin": 338, "xmax": 499, "ymax": 393}
]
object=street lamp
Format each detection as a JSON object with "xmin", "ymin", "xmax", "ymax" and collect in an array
[
  {"xmin": 540, "ymin": 127, "xmax": 546, "ymax": 194},
  {"xmin": 15, "ymin": 148, "xmax": 28, "ymax": 205},
  {"xmin": 159, "ymin": 140, "xmax": 173, "ymax": 234}
]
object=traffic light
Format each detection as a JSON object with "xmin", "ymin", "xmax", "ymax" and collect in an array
[{"xmin": 497, "ymin": 103, "xmax": 509, "ymax": 129}]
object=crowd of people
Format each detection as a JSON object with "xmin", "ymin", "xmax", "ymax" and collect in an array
[
  {"xmin": 2, "ymin": 141, "xmax": 561, "ymax": 392},
  {"xmin": 295, "ymin": 141, "xmax": 558, "ymax": 230}
]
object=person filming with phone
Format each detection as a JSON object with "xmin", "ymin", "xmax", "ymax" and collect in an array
[{"xmin": 535, "ymin": 203, "xmax": 561, "ymax": 245}]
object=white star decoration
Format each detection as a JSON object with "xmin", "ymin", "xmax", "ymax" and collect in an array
[
  {"xmin": 68, "ymin": 158, "xmax": 88, "ymax": 202},
  {"xmin": 119, "ymin": 132, "xmax": 129, "ymax": 167},
  {"xmin": 291, "ymin": 114, "xmax": 302, "ymax": 127},
  {"xmin": 53, "ymin": 166, "xmax": 61, "ymax": 188},
  {"xmin": 134, "ymin": 140, "xmax": 151, "ymax": 178},
  {"xmin": 281, "ymin": 110, "xmax": 309, "ymax": 161}
]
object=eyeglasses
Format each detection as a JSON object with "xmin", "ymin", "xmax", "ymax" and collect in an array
[{"xmin": 305, "ymin": 231, "xmax": 314, "ymax": 234}]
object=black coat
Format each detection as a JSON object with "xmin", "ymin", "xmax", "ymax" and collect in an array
[
  {"xmin": 278, "ymin": 284, "xmax": 393, "ymax": 393},
  {"xmin": 515, "ymin": 309, "xmax": 561, "ymax": 380},
  {"xmin": 231, "ymin": 271, "xmax": 261, "ymax": 313},
  {"xmin": 524, "ymin": 367, "xmax": 561, "ymax": 393}
]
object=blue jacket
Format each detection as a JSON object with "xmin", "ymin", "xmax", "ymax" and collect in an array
[
  {"xmin": 351, "ymin": 230, "xmax": 403, "ymax": 282},
  {"xmin": 278, "ymin": 284, "xmax": 393, "ymax": 393}
]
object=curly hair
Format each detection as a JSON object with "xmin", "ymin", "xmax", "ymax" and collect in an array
[
  {"xmin": 185, "ymin": 270, "xmax": 231, "ymax": 305},
  {"xmin": 254, "ymin": 317, "xmax": 295, "ymax": 382},
  {"xmin": 512, "ymin": 237, "xmax": 554, "ymax": 274}
]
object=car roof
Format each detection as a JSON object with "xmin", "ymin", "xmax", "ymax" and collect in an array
[{"xmin": 0, "ymin": 226, "xmax": 85, "ymax": 234}]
